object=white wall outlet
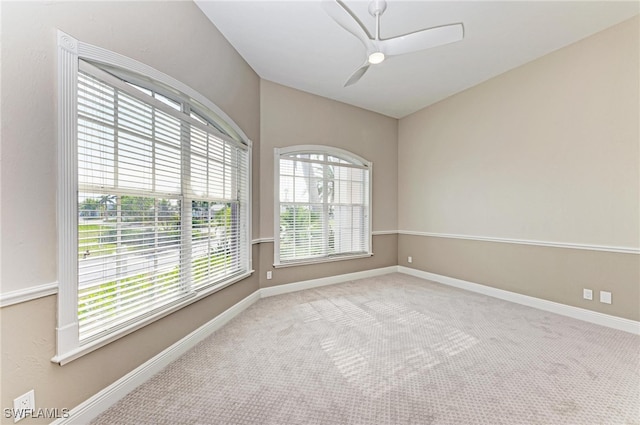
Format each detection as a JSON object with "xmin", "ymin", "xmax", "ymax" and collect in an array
[
  {"xmin": 266, "ymin": 271, "xmax": 272, "ymax": 280},
  {"xmin": 600, "ymin": 291, "xmax": 612, "ymax": 304},
  {"xmin": 583, "ymin": 289, "xmax": 593, "ymax": 300},
  {"xmin": 13, "ymin": 390, "xmax": 35, "ymax": 422},
  {"xmin": 407, "ymin": 256, "xmax": 412, "ymax": 263}
]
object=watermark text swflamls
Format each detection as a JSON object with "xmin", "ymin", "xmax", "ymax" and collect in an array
[{"xmin": 4, "ymin": 407, "xmax": 70, "ymax": 420}]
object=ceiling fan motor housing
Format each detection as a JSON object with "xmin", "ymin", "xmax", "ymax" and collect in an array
[{"xmin": 368, "ymin": 0, "xmax": 387, "ymax": 17}]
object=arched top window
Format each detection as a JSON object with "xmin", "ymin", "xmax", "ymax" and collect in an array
[
  {"xmin": 94, "ymin": 62, "xmax": 245, "ymax": 144},
  {"xmin": 274, "ymin": 145, "xmax": 372, "ymax": 266},
  {"xmin": 277, "ymin": 145, "xmax": 370, "ymax": 167},
  {"xmin": 55, "ymin": 31, "xmax": 252, "ymax": 364}
]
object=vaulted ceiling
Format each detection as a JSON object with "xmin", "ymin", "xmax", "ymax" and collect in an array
[{"xmin": 196, "ymin": 1, "xmax": 639, "ymax": 118}]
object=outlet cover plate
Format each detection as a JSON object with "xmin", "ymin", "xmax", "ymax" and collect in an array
[
  {"xmin": 583, "ymin": 289, "xmax": 593, "ymax": 300},
  {"xmin": 13, "ymin": 390, "xmax": 34, "ymax": 422},
  {"xmin": 600, "ymin": 291, "xmax": 612, "ymax": 304}
]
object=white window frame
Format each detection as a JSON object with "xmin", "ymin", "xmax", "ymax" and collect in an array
[
  {"xmin": 54, "ymin": 31, "xmax": 252, "ymax": 364},
  {"xmin": 273, "ymin": 145, "xmax": 373, "ymax": 267}
]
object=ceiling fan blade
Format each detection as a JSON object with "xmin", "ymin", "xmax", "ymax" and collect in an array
[
  {"xmin": 322, "ymin": 0, "xmax": 374, "ymax": 50},
  {"xmin": 381, "ymin": 23, "xmax": 464, "ymax": 56},
  {"xmin": 344, "ymin": 63, "xmax": 370, "ymax": 87}
]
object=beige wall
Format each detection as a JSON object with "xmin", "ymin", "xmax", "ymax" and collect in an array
[
  {"xmin": 259, "ymin": 80, "xmax": 398, "ymax": 240},
  {"xmin": 1, "ymin": 2, "xmax": 260, "ymax": 423},
  {"xmin": 399, "ymin": 234, "xmax": 640, "ymax": 321},
  {"xmin": 398, "ymin": 17, "xmax": 640, "ymax": 320},
  {"xmin": 399, "ymin": 16, "xmax": 639, "ymax": 249},
  {"xmin": 257, "ymin": 80, "xmax": 399, "ymax": 287}
]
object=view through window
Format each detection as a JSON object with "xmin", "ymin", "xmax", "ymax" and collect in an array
[{"xmin": 275, "ymin": 147, "xmax": 371, "ymax": 266}]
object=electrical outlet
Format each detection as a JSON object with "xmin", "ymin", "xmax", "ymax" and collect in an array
[
  {"xmin": 266, "ymin": 271, "xmax": 272, "ymax": 280},
  {"xmin": 408, "ymin": 256, "xmax": 412, "ymax": 264},
  {"xmin": 13, "ymin": 390, "xmax": 35, "ymax": 423},
  {"xmin": 583, "ymin": 289, "xmax": 592, "ymax": 300},
  {"xmin": 600, "ymin": 291, "xmax": 612, "ymax": 304}
]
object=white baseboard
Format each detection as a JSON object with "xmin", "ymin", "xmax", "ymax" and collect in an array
[
  {"xmin": 398, "ymin": 266, "xmax": 640, "ymax": 335},
  {"xmin": 259, "ymin": 266, "xmax": 398, "ymax": 298},
  {"xmin": 52, "ymin": 290, "xmax": 261, "ymax": 425}
]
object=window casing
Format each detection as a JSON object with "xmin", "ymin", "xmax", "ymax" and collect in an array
[
  {"xmin": 55, "ymin": 32, "xmax": 252, "ymax": 364},
  {"xmin": 274, "ymin": 146, "xmax": 372, "ymax": 266}
]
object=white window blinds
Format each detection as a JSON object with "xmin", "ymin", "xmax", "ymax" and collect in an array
[
  {"xmin": 77, "ymin": 60, "xmax": 249, "ymax": 343},
  {"xmin": 275, "ymin": 147, "xmax": 371, "ymax": 265}
]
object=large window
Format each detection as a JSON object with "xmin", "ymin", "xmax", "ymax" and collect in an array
[
  {"xmin": 274, "ymin": 146, "xmax": 372, "ymax": 266},
  {"xmin": 55, "ymin": 32, "xmax": 251, "ymax": 363}
]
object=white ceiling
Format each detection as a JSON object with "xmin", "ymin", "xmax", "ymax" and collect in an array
[{"xmin": 195, "ymin": 1, "xmax": 639, "ymax": 118}]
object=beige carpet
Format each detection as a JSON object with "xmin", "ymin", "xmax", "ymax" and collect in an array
[{"xmin": 92, "ymin": 273, "xmax": 640, "ymax": 424}]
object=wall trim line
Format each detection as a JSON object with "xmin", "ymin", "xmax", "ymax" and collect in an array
[
  {"xmin": 398, "ymin": 230, "xmax": 639, "ymax": 254},
  {"xmin": 0, "ymin": 282, "xmax": 58, "ymax": 307},
  {"xmin": 252, "ymin": 237, "xmax": 274, "ymax": 244},
  {"xmin": 372, "ymin": 230, "xmax": 397, "ymax": 235},
  {"xmin": 398, "ymin": 266, "xmax": 640, "ymax": 335},
  {"xmin": 263, "ymin": 228, "xmax": 640, "ymax": 254}
]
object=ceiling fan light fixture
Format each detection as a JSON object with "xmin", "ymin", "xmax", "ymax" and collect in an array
[{"xmin": 368, "ymin": 51, "xmax": 385, "ymax": 64}]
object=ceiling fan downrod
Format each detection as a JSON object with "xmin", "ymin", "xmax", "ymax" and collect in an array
[
  {"xmin": 368, "ymin": 0, "xmax": 387, "ymax": 40},
  {"xmin": 367, "ymin": 0, "xmax": 387, "ymax": 64}
]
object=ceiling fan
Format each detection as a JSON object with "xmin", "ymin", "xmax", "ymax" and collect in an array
[{"xmin": 322, "ymin": 0, "xmax": 464, "ymax": 86}]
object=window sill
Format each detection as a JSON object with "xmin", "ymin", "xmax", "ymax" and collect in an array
[
  {"xmin": 51, "ymin": 270, "xmax": 254, "ymax": 365},
  {"xmin": 273, "ymin": 253, "xmax": 374, "ymax": 269}
]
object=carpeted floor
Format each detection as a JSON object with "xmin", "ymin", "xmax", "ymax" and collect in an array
[{"xmin": 92, "ymin": 273, "xmax": 640, "ymax": 424}]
